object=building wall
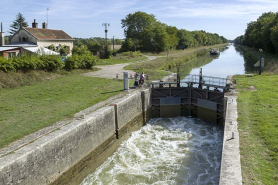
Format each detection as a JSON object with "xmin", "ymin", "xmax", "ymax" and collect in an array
[
  {"xmin": 10, "ymin": 29, "xmax": 73, "ymax": 56},
  {"xmin": 1, "ymin": 49, "xmax": 21, "ymax": 59},
  {"xmin": 11, "ymin": 30, "xmax": 37, "ymax": 44},
  {"xmin": 37, "ymin": 40, "xmax": 73, "ymax": 55}
]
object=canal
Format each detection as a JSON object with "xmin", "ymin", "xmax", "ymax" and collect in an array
[
  {"xmin": 180, "ymin": 44, "xmax": 253, "ymax": 79},
  {"xmin": 79, "ymin": 45, "xmax": 249, "ymax": 185}
]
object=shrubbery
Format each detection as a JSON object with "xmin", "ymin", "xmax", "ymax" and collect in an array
[
  {"xmin": 0, "ymin": 54, "xmax": 97, "ymax": 72},
  {"xmin": 122, "ymin": 51, "xmax": 143, "ymax": 58},
  {"xmin": 40, "ymin": 55, "xmax": 64, "ymax": 71},
  {"xmin": 65, "ymin": 54, "xmax": 97, "ymax": 70}
]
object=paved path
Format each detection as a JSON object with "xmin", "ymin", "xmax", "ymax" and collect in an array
[{"xmin": 84, "ymin": 55, "xmax": 164, "ymax": 79}]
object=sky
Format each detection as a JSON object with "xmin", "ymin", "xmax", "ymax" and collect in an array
[{"xmin": 0, "ymin": 0, "xmax": 277, "ymax": 40}]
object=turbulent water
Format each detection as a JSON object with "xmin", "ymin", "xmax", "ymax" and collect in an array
[{"xmin": 80, "ymin": 117, "xmax": 223, "ymax": 185}]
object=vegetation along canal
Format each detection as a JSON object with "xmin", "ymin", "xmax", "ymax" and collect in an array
[{"xmin": 79, "ymin": 45, "xmax": 251, "ymax": 185}]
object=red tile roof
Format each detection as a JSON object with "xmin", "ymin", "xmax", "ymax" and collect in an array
[{"xmin": 23, "ymin": 27, "xmax": 74, "ymax": 40}]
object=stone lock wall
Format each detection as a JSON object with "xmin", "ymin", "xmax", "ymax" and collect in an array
[{"xmin": 0, "ymin": 88, "xmax": 152, "ymax": 185}]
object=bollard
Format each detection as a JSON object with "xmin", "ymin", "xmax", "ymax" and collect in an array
[{"xmin": 123, "ymin": 72, "xmax": 129, "ymax": 90}]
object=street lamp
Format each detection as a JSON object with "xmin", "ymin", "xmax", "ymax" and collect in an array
[{"xmin": 259, "ymin": 49, "xmax": 263, "ymax": 75}]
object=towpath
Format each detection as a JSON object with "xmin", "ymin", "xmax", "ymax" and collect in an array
[{"xmin": 84, "ymin": 55, "xmax": 164, "ymax": 79}]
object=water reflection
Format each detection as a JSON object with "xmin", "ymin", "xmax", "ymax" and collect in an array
[{"xmin": 180, "ymin": 45, "xmax": 254, "ymax": 79}]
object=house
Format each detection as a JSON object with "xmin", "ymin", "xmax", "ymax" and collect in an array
[
  {"xmin": 0, "ymin": 47, "xmax": 21, "ymax": 58},
  {"xmin": 0, "ymin": 19, "xmax": 74, "ymax": 58}
]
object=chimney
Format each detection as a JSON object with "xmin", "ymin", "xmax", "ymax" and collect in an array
[
  {"xmin": 42, "ymin": 22, "xmax": 47, "ymax": 29},
  {"xmin": 32, "ymin": 19, "xmax": 38, "ymax": 28},
  {"xmin": 0, "ymin": 22, "xmax": 5, "ymax": 46}
]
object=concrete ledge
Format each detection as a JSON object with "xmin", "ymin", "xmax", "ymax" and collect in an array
[
  {"xmin": 0, "ymin": 106, "xmax": 115, "ymax": 185},
  {"xmin": 0, "ymin": 88, "xmax": 152, "ymax": 185},
  {"xmin": 113, "ymin": 90, "xmax": 143, "ymax": 130},
  {"xmin": 219, "ymin": 96, "xmax": 242, "ymax": 185}
]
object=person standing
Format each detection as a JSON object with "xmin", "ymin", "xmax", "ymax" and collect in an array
[{"xmin": 140, "ymin": 72, "xmax": 145, "ymax": 86}]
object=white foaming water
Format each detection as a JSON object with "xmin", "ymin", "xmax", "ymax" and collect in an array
[{"xmin": 80, "ymin": 117, "xmax": 223, "ymax": 185}]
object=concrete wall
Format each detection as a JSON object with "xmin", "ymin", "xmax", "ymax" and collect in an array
[
  {"xmin": 219, "ymin": 96, "xmax": 242, "ymax": 185},
  {"xmin": 0, "ymin": 88, "xmax": 151, "ymax": 185},
  {"xmin": 37, "ymin": 41, "xmax": 73, "ymax": 55}
]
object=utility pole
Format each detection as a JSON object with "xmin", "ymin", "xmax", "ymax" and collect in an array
[
  {"xmin": 113, "ymin": 36, "xmax": 115, "ymax": 50},
  {"xmin": 102, "ymin": 23, "xmax": 110, "ymax": 45},
  {"xmin": 259, "ymin": 49, "xmax": 263, "ymax": 75}
]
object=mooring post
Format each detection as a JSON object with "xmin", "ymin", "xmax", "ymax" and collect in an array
[
  {"xmin": 198, "ymin": 68, "xmax": 203, "ymax": 89},
  {"xmin": 177, "ymin": 65, "xmax": 180, "ymax": 87}
]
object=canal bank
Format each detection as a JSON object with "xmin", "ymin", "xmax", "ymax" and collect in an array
[
  {"xmin": 0, "ymin": 89, "xmax": 152, "ymax": 185},
  {"xmin": 0, "ymin": 45, "xmax": 246, "ymax": 184},
  {"xmin": 0, "ymin": 84, "xmax": 242, "ymax": 185}
]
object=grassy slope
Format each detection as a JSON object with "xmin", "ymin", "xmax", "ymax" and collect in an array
[
  {"xmin": 97, "ymin": 55, "xmax": 147, "ymax": 65},
  {"xmin": 236, "ymin": 45, "xmax": 278, "ymax": 73},
  {"xmin": 234, "ymin": 74, "xmax": 278, "ymax": 184},
  {"xmin": 0, "ymin": 75, "xmax": 125, "ymax": 148}
]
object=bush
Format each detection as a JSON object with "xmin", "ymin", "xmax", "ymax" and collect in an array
[
  {"xmin": 12, "ymin": 56, "xmax": 45, "ymax": 72},
  {"xmin": 78, "ymin": 55, "xmax": 97, "ymax": 69},
  {"xmin": 0, "ymin": 57, "xmax": 15, "ymax": 72},
  {"xmin": 65, "ymin": 55, "xmax": 79, "ymax": 70},
  {"xmin": 40, "ymin": 55, "xmax": 64, "ymax": 71},
  {"xmin": 65, "ymin": 54, "xmax": 97, "ymax": 70},
  {"xmin": 122, "ymin": 51, "xmax": 142, "ymax": 58}
]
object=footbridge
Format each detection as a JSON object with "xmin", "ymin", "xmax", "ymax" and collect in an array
[{"xmin": 148, "ymin": 70, "xmax": 231, "ymax": 124}]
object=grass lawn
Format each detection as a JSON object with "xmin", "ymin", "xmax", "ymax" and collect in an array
[
  {"xmin": 234, "ymin": 74, "xmax": 278, "ymax": 184},
  {"xmin": 0, "ymin": 74, "xmax": 126, "ymax": 148},
  {"xmin": 97, "ymin": 55, "xmax": 147, "ymax": 65}
]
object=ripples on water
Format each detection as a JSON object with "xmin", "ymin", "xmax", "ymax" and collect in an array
[{"xmin": 80, "ymin": 117, "xmax": 223, "ymax": 185}]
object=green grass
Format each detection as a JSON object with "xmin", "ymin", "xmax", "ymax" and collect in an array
[
  {"xmin": 0, "ymin": 74, "xmax": 126, "ymax": 148},
  {"xmin": 97, "ymin": 55, "xmax": 147, "ymax": 65},
  {"xmin": 234, "ymin": 74, "xmax": 278, "ymax": 184},
  {"xmin": 236, "ymin": 45, "xmax": 278, "ymax": 73}
]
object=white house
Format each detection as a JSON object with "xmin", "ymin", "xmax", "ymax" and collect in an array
[{"xmin": 0, "ymin": 19, "xmax": 74, "ymax": 58}]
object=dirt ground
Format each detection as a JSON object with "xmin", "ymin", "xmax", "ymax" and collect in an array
[{"xmin": 84, "ymin": 55, "xmax": 164, "ymax": 79}]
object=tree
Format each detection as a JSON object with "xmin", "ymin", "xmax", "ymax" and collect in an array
[
  {"xmin": 59, "ymin": 44, "xmax": 69, "ymax": 55},
  {"xmin": 142, "ymin": 22, "xmax": 169, "ymax": 52},
  {"xmin": 166, "ymin": 26, "xmax": 179, "ymax": 49},
  {"xmin": 121, "ymin": 11, "xmax": 156, "ymax": 51},
  {"xmin": 9, "ymin": 13, "xmax": 29, "ymax": 35}
]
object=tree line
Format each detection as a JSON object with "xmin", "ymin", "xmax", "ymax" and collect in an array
[
  {"xmin": 121, "ymin": 11, "xmax": 228, "ymax": 52},
  {"xmin": 234, "ymin": 12, "xmax": 278, "ymax": 53}
]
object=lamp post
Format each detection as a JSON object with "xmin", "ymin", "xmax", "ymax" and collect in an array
[{"xmin": 259, "ymin": 49, "xmax": 263, "ymax": 75}]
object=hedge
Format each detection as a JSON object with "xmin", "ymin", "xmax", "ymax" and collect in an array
[{"xmin": 0, "ymin": 54, "xmax": 97, "ymax": 72}]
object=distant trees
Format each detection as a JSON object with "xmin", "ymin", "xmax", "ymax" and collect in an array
[
  {"xmin": 234, "ymin": 12, "xmax": 278, "ymax": 53},
  {"xmin": 121, "ymin": 11, "xmax": 227, "ymax": 52},
  {"xmin": 9, "ymin": 13, "xmax": 29, "ymax": 35}
]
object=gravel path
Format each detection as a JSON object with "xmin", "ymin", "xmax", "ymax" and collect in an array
[{"xmin": 84, "ymin": 55, "xmax": 164, "ymax": 79}]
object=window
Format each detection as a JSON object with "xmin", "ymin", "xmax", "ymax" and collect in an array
[
  {"xmin": 8, "ymin": 52, "xmax": 16, "ymax": 58},
  {"xmin": 22, "ymin": 36, "xmax": 27, "ymax": 42}
]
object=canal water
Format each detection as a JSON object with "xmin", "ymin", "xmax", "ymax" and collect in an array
[
  {"xmin": 180, "ymin": 44, "xmax": 253, "ymax": 78},
  {"xmin": 80, "ymin": 45, "xmax": 248, "ymax": 185}
]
